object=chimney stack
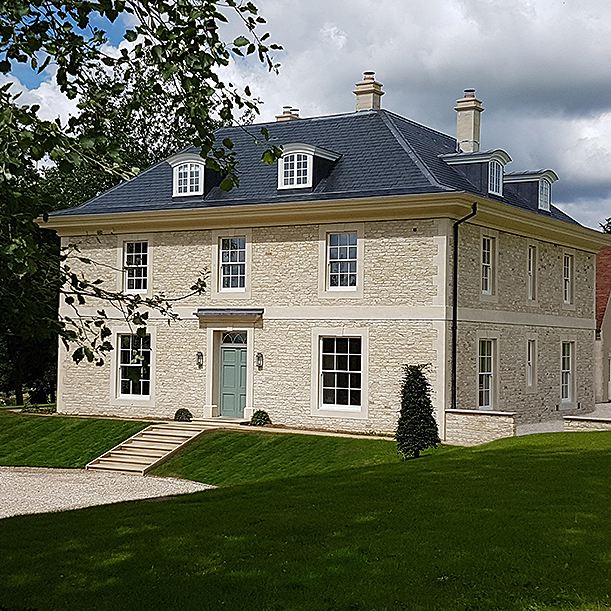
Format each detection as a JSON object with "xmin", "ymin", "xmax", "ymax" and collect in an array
[
  {"xmin": 455, "ymin": 88, "xmax": 483, "ymax": 153},
  {"xmin": 276, "ymin": 106, "xmax": 301, "ymax": 121},
  {"xmin": 353, "ymin": 71, "xmax": 384, "ymax": 111}
]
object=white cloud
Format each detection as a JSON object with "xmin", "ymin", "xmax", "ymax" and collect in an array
[{"xmin": 8, "ymin": 0, "xmax": 611, "ymax": 228}]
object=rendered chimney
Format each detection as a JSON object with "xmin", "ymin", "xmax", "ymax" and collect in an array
[
  {"xmin": 353, "ymin": 71, "xmax": 384, "ymax": 111},
  {"xmin": 276, "ymin": 106, "xmax": 300, "ymax": 121},
  {"xmin": 455, "ymin": 88, "xmax": 484, "ymax": 153}
]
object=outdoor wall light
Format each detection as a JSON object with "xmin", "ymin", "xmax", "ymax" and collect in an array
[
  {"xmin": 256, "ymin": 352, "xmax": 264, "ymax": 369},
  {"xmin": 196, "ymin": 351, "xmax": 204, "ymax": 368}
]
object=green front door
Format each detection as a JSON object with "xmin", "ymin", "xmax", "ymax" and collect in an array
[{"xmin": 219, "ymin": 333, "xmax": 247, "ymax": 418}]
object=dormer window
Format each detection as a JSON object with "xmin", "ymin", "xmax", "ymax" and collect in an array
[
  {"xmin": 277, "ymin": 143, "xmax": 341, "ymax": 191},
  {"xmin": 539, "ymin": 179, "xmax": 551, "ymax": 211},
  {"xmin": 281, "ymin": 153, "xmax": 312, "ymax": 188},
  {"xmin": 488, "ymin": 160, "xmax": 503, "ymax": 196},
  {"xmin": 174, "ymin": 162, "xmax": 203, "ymax": 196}
]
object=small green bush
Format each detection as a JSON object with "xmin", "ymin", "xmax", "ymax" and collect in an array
[
  {"xmin": 174, "ymin": 408, "xmax": 193, "ymax": 422},
  {"xmin": 21, "ymin": 404, "xmax": 57, "ymax": 414},
  {"xmin": 250, "ymin": 410, "xmax": 272, "ymax": 426}
]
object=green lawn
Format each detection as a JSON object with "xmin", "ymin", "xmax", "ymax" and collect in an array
[
  {"xmin": 151, "ymin": 429, "xmax": 407, "ymax": 485},
  {"xmin": 0, "ymin": 411, "xmax": 150, "ymax": 468},
  {"xmin": 2, "ymin": 430, "xmax": 611, "ymax": 610}
]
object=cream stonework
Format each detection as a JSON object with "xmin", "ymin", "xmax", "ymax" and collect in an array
[{"xmin": 47, "ymin": 95, "xmax": 611, "ymax": 446}]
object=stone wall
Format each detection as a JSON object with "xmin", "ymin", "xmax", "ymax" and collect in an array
[
  {"xmin": 564, "ymin": 416, "xmax": 611, "ymax": 432},
  {"xmin": 445, "ymin": 410, "xmax": 516, "ymax": 446}
]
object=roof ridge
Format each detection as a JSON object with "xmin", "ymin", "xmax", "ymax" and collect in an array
[
  {"xmin": 380, "ymin": 109, "xmax": 457, "ymax": 145},
  {"xmin": 378, "ymin": 111, "xmax": 453, "ymax": 192}
]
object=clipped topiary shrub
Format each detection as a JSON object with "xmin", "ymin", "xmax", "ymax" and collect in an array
[
  {"xmin": 396, "ymin": 364, "xmax": 440, "ymax": 459},
  {"xmin": 174, "ymin": 408, "xmax": 193, "ymax": 422},
  {"xmin": 250, "ymin": 410, "xmax": 272, "ymax": 426}
]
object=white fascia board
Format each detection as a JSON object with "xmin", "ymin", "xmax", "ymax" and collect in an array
[
  {"xmin": 441, "ymin": 149, "xmax": 512, "ymax": 167},
  {"xmin": 282, "ymin": 142, "xmax": 341, "ymax": 162},
  {"xmin": 504, "ymin": 169, "xmax": 559, "ymax": 184}
]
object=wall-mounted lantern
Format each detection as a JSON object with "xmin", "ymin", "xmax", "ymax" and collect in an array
[
  {"xmin": 196, "ymin": 351, "xmax": 204, "ymax": 368},
  {"xmin": 256, "ymin": 352, "xmax": 264, "ymax": 370}
]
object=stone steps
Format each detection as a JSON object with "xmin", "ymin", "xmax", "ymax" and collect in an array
[{"xmin": 86, "ymin": 422, "xmax": 213, "ymax": 475}]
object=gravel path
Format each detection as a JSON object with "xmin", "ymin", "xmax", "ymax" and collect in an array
[{"xmin": 0, "ymin": 467, "xmax": 214, "ymax": 520}]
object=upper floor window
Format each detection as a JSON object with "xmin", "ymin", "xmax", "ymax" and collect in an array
[
  {"xmin": 220, "ymin": 237, "xmax": 246, "ymax": 291},
  {"xmin": 527, "ymin": 245, "xmax": 537, "ymax": 301},
  {"xmin": 328, "ymin": 232, "xmax": 358, "ymax": 290},
  {"xmin": 488, "ymin": 161, "xmax": 503, "ymax": 196},
  {"xmin": 563, "ymin": 254, "xmax": 573, "ymax": 305},
  {"xmin": 539, "ymin": 179, "xmax": 551, "ymax": 211},
  {"xmin": 124, "ymin": 241, "xmax": 148, "ymax": 293},
  {"xmin": 173, "ymin": 162, "xmax": 204, "ymax": 196},
  {"xmin": 481, "ymin": 236, "xmax": 495, "ymax": 296},
  {"xmin": 278, "ymin": 152, "xmax": 312, "ymax": 189}
]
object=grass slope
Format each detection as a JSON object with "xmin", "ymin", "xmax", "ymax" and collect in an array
[
  {"xmin": 0, "ymin": 412, "xmax": 149, "ymax": 468},
  {"xmin": 151, "ymin": 429, "xmax": 405, "ymax": 485},
  {"xmin": 2, "ymin": 431, "xmax": 611, "ymax": 610}
]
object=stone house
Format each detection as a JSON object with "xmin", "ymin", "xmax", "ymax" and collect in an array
[
  {"xmin": 45, "ymin": 74, "xmax": 611, "ymax": 445},
  {"xmin": 595, "ymin": 247, "xmax": 611, "ymax": 403}
]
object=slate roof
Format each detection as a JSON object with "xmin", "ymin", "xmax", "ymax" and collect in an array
[{"xmin": 51, "ymin": 109, "xmax": 579, "ymax": 226}]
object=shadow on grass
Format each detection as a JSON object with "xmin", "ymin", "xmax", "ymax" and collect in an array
[{"xmin": 2, "ymin": 432, "xmax": 611, "ymax": 610}]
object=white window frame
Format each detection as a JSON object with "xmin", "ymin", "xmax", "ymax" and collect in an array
[
  {"xmin": 278, "ymin": 152, "xmax": 313, "ymax": 189},
  {"xmin": 110, "ymin": 326, "xmax": 156, "ymax": 408},
  {"xmin": 219, "ymin": 236, "xmax": 247, "ymax": 292},
  {"xmin": 171, "ymin": 160, "xmax": 204, "ymax": 197},
  {"xmin": 488, "ymin": 160, "xmax": 503, "ymax": 196},
  {"xmin": 561, "ymin": 341, "xmax": 574, "ymax": 405},
  {"xmin": 527, "ymin": 244, "xmax": 537, "ymax": 302},
  {"xmin": 478, "ymin": 338, "xmax": 495, "ymax": 410},
  {"xmin": 526, "ymin": 338, "xmax": 537, "ymax": 390},
  {"xmin": 539, "ymin": 179, "xmax": 551, "ymax": 211},
  {"xmin": 123, "ymin": 240, "xmax": 149, "ymax": 294},
  {"xmin": 318, "ymin": 223, "xmax": 364, "ymax": 299},
  {"xmin": 211, "ymin": 229, "xmax": 252, "ymax": 300},
  {"xmin": 563, "ymin": 252, "xmax": 574, "ymax": 307},
  {"xmin": 118, "ymin": 333, "xmax": 152, "ymax": 398},
  {"xmin": 327, "ymin": 231, "xmax": 358, "ymax": 291},
  {"xmin": 311, "ymin": 327, "xmax": 368, "ymax": 419},
  {"xmin": 481, "ymin": 236, "xmax": 495, "ymax": 296}
]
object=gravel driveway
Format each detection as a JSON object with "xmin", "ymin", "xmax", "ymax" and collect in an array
[{"xmin": 0, "ymin": 467, "xmax": 214, "ymax": 519}]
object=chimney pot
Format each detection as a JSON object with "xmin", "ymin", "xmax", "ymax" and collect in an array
[
  {"xmin": 276, "ymin": 105, "xmax": 301, "ymax": 121},
  {"xmin": 455, "ymin": 88, "xmax": 484, "ymax": 153},
  {"xmin": 354, "ymin": 71, "xmax": 384, "ymax": 111}
]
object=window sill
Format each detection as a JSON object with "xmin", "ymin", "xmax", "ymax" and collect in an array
[{"xmin": 312, "ymin": 406, "xmax": 368, "ymax": 419}]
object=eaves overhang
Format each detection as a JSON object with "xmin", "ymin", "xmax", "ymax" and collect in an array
[{"xmin": 40, "ymin": 191, "xmax": 611, "ymax": 253}]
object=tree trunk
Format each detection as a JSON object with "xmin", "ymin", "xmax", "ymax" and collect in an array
[
  {"xmin": 414, "ymin": 449, "xmax": 420, "ymax": 459},
  {"xmin": 14, "ymin": 380, "xmax": 24, "ymax": 406}
]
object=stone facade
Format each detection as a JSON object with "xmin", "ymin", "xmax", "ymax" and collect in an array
[{"xmin": 56, "ymin": 213, "xmax": 599, "ymax": 445}]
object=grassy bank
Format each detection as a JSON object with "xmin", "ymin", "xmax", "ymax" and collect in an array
[
  {"xmin": 151, "ymin": 428, "xmax": 403, "ymax": 485},
  {"xmin": 0, "ymin": 411, "xmax": 150, "ymax": 468},
  {"xmin": 2, "ymin": 431, "xmax": 611, "ymax": 610}
]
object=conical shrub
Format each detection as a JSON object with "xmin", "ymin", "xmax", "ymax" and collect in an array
[{"xmin": 396, "ymin": 364, "xmax": 440, "ymax": 459}]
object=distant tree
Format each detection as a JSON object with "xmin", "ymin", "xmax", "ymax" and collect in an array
[
  {"xmin": 601, "ymin": 218, "xmax": 611, "ymax": 234},
  {"xmin": 396, "ymin": 365, "xmax": 440, "ymax": 459},
  {"xmin": 0, "ymin": 0, "xmax": 282, "ymax": 397}
]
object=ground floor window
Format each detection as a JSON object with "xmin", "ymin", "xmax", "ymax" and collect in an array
[
  {"xmin": 478, "ymin": 339, "xmax": 494, "ymax": 409},
  {"xmin": 119, "ymin": 334, "xmax": 151, "ymax": 397},
  {"xmin": 321, "ymin": 336, "xmax": 362, "ymax": 408},
  {"xmin": 561, "ymin": 341, "xmax": 573, "ymax": 403}
]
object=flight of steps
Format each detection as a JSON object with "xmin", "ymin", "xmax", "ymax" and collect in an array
[{"xmin": 86, "ymin": 421, "xmax": 218, "ymax": 475}]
